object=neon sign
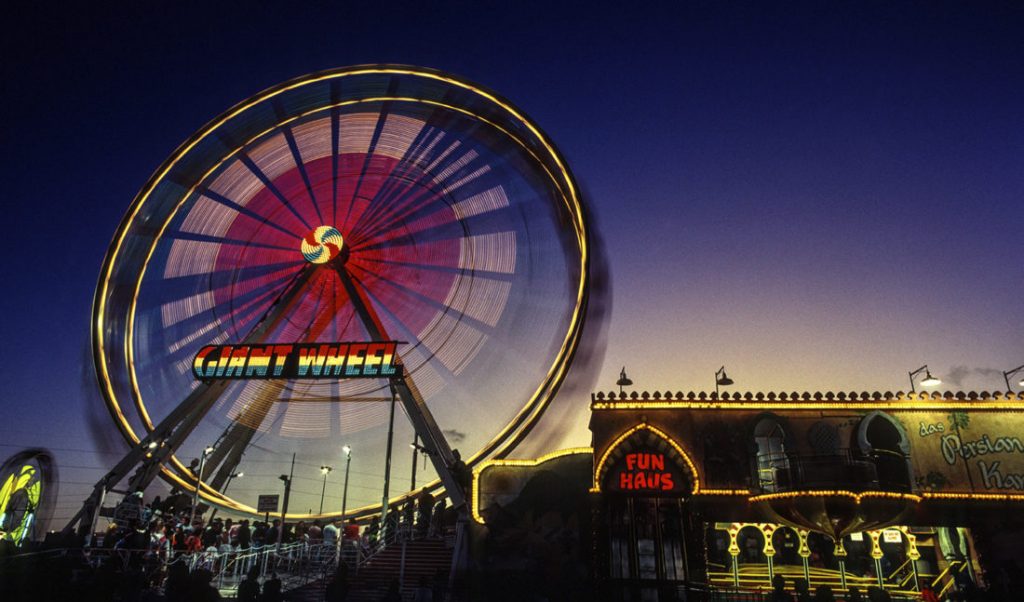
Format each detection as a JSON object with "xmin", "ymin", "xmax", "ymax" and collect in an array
[
  {"xmin": 192, "ymin": 341, "xmax": 400, "ymax": 380},
  {"xmin": 612, "ymin": 452, "xmax": 681, "ymax": 492}
]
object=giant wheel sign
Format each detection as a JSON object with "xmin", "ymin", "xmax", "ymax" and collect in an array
[{"xmin": 94, "ymin": 65, "xmax": 589, "ymax": 518}]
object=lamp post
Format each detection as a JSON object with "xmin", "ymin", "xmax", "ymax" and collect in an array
[
  {"xmin": 908, "ymin": 365, "xmax": 941, "ymax": 393},
  {"xmin": 381, "ymin": 383, "xmax": 397, "ymax": 540},
  {"xmin": 410, "ymin": 434, "xmax": 419, "ymax": 490},
  {"xmin": 337, "ymin": 445, "xmax": 352, "ymax": 557},
  {"xmin": 714, "ymin": 366, "xmax": 734, "ymax": 398},
  {"xmin": 188, "ymin": 445, "xmax": 215, "ymax": 526},
  {"xmin": 1004, "ymin": 364, "xmax": 1024, "ymax": 393},
  {"xmin": 341, "ymin": 446, "xmax": 352, "ymax": 518},
  {"xmin": 277, "ymin": 453, "xmax": 295, "ymax": 552},
  {"xmin": 319, "ymin": 465, "xmax": 333, "ymax": 514}
]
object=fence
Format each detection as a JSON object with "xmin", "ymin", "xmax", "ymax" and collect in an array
[{"xmin": 0, "ymin": 541, "xmax": 340, "ymax": 596}]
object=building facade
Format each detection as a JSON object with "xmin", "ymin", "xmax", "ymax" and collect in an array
[{"xmin": 472, "ymin": 390, "xmax": 1024, "ymax": 600}]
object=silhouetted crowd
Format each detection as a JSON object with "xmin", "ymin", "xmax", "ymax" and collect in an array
[{"xmin": 0, "ymin": 486, "xmax": 458, "ymax": 601}]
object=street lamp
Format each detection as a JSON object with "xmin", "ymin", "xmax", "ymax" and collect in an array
[
  {"xmin": 908, "ymin": 365, "xmax": 941, "ymax": 393},
  {"xmin": 188, "ymin": 445, "xmax": 215, "ymax": 526},
  {"xmin": 714, "ymin": 366, "xmax": 734, "ymax": 397},
  {"xmin": 616, "ymin": 367, "xmax": 633, "ymax": 395},
  {"xmin": 1004, "ymin": 364, "xmax": 1024, "ymax": 393},
  {"xmin": 341, "ymin": 446, "xmax": 352, "ymax": 518},
  {"xmin": 411, "ymin": 435, "xmax": 419, "ymax": 490},
  {"xmin": 319, "ymin": 465, "xmax": 333, "ymax": 514}
]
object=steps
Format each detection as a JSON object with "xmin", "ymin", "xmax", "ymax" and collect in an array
[{"xmin": 294, "ymin": 538, "xmax": 453, "ymax": 602}]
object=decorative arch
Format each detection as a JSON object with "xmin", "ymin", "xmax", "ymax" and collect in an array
[
  {"xmin": 592, "ymin": 423, "xmax": 700, "ymax": 494},
  {"xmin": 751, "ymin": 413, "xmax": 793, "ymax": 492},
  {"xmin": 856, "ymin": 411, "xmax": 911, "ymax": 455},
  {"xmin": 856, "ymin": 411, "xmax": 914, "ymax": 491}
]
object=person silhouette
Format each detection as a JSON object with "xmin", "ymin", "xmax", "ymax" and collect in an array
[{"xmin": 237, "ymin": 566, "xmax": 261, "ymax": 602}]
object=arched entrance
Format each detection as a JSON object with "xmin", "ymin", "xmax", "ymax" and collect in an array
[{"xmin": 594, "ymin": 424, "xmax": 700, "ymax": 602}]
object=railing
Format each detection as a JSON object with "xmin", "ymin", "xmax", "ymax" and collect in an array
[
  {"xmin": 932, "ymin": 559, "xmax": 968, "ymax": 599},
  {"xmin": 200, "ymin": 541, "xmax": 337, "ymax": 591},
  {"xmin": 754, "ymin": 449, "xmax": 912, "ymax": 493},
  {"xmin": 0, "ymin": 541, "xmax": 338, "ymax": 596},
  {"xmin": 599, "ymin": 579, "xmax": 766, "ymax": 601},
  {"xmin": 884, "ymin": 556, "xmax": 917, "ymax": 589},
  {"xmin": 708, "ymin": 564, "xmax": 927, "ymax": 600}
]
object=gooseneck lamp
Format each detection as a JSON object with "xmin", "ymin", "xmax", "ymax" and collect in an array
[{"xmin": 908, "ymin": 365, "xmax": 941, "ymax": 393}]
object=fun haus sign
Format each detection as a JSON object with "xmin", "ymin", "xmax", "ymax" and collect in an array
[
  {"xmin": 610, "ymin": 451, "xmax": 685, "ymax": 493},
  {"xmin": 192, "ymin": 341, "xmax": 400, "ymax": 380}
]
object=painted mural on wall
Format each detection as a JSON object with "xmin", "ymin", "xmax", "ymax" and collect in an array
[{"xmin": 897, "ymin": 412, "xmax": 1024, "ymax": 494}]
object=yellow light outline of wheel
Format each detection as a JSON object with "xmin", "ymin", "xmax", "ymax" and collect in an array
[{"xmin": 94, "ymin": 66, "xmax": 588, "ymax": 517}]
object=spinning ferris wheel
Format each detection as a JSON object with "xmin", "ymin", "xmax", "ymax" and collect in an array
[{"xmin": 68, "ymin": 65, "xmax": 588, "ymax": 527}]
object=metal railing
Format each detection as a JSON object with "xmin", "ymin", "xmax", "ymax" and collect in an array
[
  {"xmin": 0, "ymin": 541, "xmax": 338, "ymax": 596},
  {"xmin": 754, "ymin": 449, "xmax": 913, "ymax": 493}
]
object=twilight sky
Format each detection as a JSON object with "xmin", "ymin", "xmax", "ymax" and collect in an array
[{"xmin": 2, "ymin": 2, "xmax": 1022, "ymax": 525}]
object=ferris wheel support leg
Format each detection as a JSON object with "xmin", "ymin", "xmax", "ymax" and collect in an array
[
  {"xmin": 333, "ymin": 263, "xmax": 467, "ymax": 509},
  {"xmin": 388, "ymin": 376, "xmax": 465, "ymax": 508},
  {"xmin": 168, "ymin": 264, "xmax": 321, "ymax": 497},
  {"xmin": 69, "ymin": 263, "xmax": 322, "ymax": 538},
  {"xmin": 61, "ymin": 382, "xmax": 225, "ymax": 537}
]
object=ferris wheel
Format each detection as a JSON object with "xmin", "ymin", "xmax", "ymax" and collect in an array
[
  {"xmin": 0, "ymin": 449, "xmax": 56, "ymax": 544},
  {"xmin": 69, "ymin": 65, "xmax": 588, "ymax": 526}
]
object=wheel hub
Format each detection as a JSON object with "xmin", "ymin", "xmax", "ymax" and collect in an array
[{"xmin": 300, "ymin": 225, "xmax": 344, "ymax": 264}]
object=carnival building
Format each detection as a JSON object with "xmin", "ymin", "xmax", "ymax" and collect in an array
[{"xmin": 472, "ymin": 389, "xmax": 1024, "ymax": 600}]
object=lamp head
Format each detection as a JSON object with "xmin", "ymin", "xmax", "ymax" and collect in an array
[
  {"xmin": 203, "ymin": 445, "xmax": 215, "ymax": 455},
  {"xmin": 1004, "ymin": 365, "xmax": 1024, "ymax": 390},
  {"xmin": 343, "ymin": 445, "xmax": 352, "ymax": 456},
  {"xmin": 715, "ymin": 367, "xmax": 734, "ymax": 387},
  {"xmin": 616, "ymin": 367, "xmax": 633, "ymax": 388},
  {"xmin": 320, "ymin": 465, "xmax": 333, "ymax": 475},
  {"xmin": 920, "ymin": 369, "xmax": 941, "ymax": 387},
  {"xmin": 231, "ymin": 472, "xmax": 244, "ymax": 478}
]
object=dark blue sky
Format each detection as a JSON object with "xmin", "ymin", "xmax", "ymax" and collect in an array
[{"xmin": 2, "ymin": 1, "xmax": 1022, "ymax": 522}]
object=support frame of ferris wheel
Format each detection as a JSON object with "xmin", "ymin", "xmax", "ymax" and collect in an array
[{"xmin": 62, "ymin": 256, "xmax": 469, "ymax": 568}]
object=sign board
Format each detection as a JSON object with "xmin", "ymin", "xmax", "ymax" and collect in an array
[
  {"xmin": 900, "ymin": 411, "xmax": 1024, "ymax": 495},
  {"xmin": 883, "ymin": 529, "xmax": 903, "ymax": 543},
  {"xmin": 193, "ymin": 341, "xmax": 401, "ymax": 380},
  {"xmin": 257, "ymin": 494, "xmax": 280, "ymax": 513},
  {"xmin": 607, "ymin": 450, "xmax": 689, "ymax": 494}
]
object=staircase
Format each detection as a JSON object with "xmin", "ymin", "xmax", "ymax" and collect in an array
[{"xmin": 292, "ymin": 539, "xmax": 453, "ymax": 601}]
